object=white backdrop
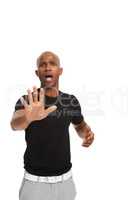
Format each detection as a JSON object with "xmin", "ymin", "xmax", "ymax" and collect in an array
[{"xmin": 0, "ymin": 0, "xmax": 132, "ymax": 199}]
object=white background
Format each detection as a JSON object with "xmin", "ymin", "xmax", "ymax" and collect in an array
[{"xmin": 0, "ymin": 0, "xmax": 132, "ymax": 199}]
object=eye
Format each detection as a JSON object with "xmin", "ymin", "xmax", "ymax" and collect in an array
[
  {"xmin": 39, "ymin": 62, "xmax": 46, "ymax": 67},
  {"xmin": 49, "ymin": 61, "xmax": 56, "ymax": 66}
]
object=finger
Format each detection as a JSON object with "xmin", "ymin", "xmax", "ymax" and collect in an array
[
  {"xmin": 82, "ymin": 137, "xmax": 93, "ymax": 145},
  {"xmin": 90, "ymin": 134, "xmax": 94, "ymax": 140},
  {"xmin": 86, "ymin": 135, "xmax": 94, "ymax": 141},
  {"xmin": 82, "ymin": 139, "xmax": 90, "ymax": 145},
  {"xmin": 45, "ymin": 105, "xmax": 57, "ymax": 115},
  {"xmin": 90, "ymin": 131, "xmax": 94, "ymax": 138},
  {"xmin": 86, "ymin": 137, "xmax": 94, "ymax": 144},
  {"xmin": 82, "ymin": 139, "xmax": 92, "ymax": 145},
  {"xmin": 20, "ymin": 96, "xmax": 28, "ymax": 108},
  {"xmin": 88, "ymin": 135, "xmax": 94, "ymax": 143},
  {"xmin": 27, "ymin": 89, "xmax": 33, "ymax": 105},
  {"xmin": 32, "ymin": 86, "xmax": 38, "ymax": 102},
  {"xmin": 83, "ymin": 140, "xmax": 93, "ymax": 145},
  {"xmin": 82, "ymin": 141, "xmax": 90, "ymax": 146},
  {"xmin": 85, "ymin": 132, "xmax": 94, "ymax": 140},
  {"xmin": 82, "ymin": 143, "xmax": 90, "ymax": 147},
  {"xmin": 39, "ymin": 88, "xmax": 45, "ymax": 105}
]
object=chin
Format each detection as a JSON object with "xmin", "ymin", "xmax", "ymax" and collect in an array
[{"xmin": 44, "ymin": 82, "xmax": 56, "ymax": 88}]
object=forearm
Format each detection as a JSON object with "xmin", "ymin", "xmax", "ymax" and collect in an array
[
  {"xmin": 10, "ymin": 110, "xmax": 30, "ymax": 131},
  {"xmin": 74, "ymin": 120, "xmax": 91, "ymax": 139},
  {"xmin": 74, "ymin": 120, "xmax": 94, "ymax": 147}
]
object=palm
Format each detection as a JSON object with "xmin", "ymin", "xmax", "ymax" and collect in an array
[
  {"xmin": 20, "ymin": 87, "xmax": 57, "ymax": 123},
  {"xmin": 25, "ymin": 103, "xmax": 46, "ymax": 121}
]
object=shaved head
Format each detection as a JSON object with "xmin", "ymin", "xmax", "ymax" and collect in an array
[
  {"xmin": 35, "ymin": 51, "xmax": 63, "ymax": 89},
  {"xmin": 36, "ymin": 51, "xmax": 60, "ymax": 67}
]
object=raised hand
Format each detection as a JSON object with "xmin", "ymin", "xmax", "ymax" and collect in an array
[{"xmin": 20, "ymin": 86, "xmax": 57, "ymax": 124}]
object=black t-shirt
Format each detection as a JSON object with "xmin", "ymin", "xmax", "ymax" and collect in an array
[{"xmin": 14, "ymin": 88, "xmax": 84, "ymax": 176}]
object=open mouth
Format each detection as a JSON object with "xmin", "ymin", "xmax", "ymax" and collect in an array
[{"xmin": 44, "ymin": 75, "xmax": 53, "ymax": 81}]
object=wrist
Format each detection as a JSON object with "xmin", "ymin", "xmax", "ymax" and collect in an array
[{"xmin": 25, "ymin": 117, "xmax": 32, "ymax": 128}]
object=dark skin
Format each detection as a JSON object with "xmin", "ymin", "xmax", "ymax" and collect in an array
[
  {"xmin": 11, "ymin": 51, "xmax": 94, "ymax": 147},
  {"xmin": 35, "ymin": 52, "xmax": 94, "ymax": 148},
  {"xmin": 35, "ymin": 52, "xmax": 63, "ymax": 97},
  {"xmin": 73, "ymin": 120, "xmax": 94, "ymax": 147}
]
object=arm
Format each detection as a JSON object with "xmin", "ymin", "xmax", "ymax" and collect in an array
[
  {"xmin": 10, "ymin": 109, "xmax": 31, "ymax": 131},
  {"xmin": 10, "ymin": 86, "xmax": 57, "ymax": 131},
  {"xmin": 73, "ymin": 120, "xmax": 94, "ymax": 147}
]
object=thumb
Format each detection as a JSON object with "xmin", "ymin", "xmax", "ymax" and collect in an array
[
  {"xmin": 45, "ymin": 105, "xmax": 57, "ymax": 115},
  {"xmin": 82, "ymin": 137, "xmax": 86, "ymax": 144}
]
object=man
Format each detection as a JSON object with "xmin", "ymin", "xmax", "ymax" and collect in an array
[{"xmin": 10, "ymin": 51, "xmax": 94, "ymax": 200}]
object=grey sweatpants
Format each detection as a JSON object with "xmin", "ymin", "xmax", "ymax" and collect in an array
[{"xmin": 19, "ymin": 176, "xmax": 77, "ymax": 200}]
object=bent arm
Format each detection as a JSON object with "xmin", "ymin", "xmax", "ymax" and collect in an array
[
  {"xmin": 10, "ymin": 110, "xmax": 30, "ymax": 131},
  {"xmin": 73, "ymin": 120, "xmax": 91, "ymax": 138},
  {"xmin": 73, "ymin": 120, "xmax": 94, "ymax": 147}
]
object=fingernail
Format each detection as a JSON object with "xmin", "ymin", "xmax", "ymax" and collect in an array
[{"xmin": 52, "ymin": 105, "xmax": 57, "ymax": 109}]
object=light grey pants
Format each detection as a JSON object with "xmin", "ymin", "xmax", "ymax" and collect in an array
[{"xmin": 19, "ymin": 176, "xmax": 77, "ymax": 200}]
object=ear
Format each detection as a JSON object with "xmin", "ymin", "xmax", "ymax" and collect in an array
[
  {"xmin": 59, "ymin": 67, "xmax": 63, "ymax": 75},
  {"xmin": 35, "ymin": 70, "xmax": 39, "ymax": 77}
]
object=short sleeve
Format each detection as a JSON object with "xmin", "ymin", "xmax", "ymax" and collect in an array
[
  {"xmin": 14, "ymin": 95, "xmax": 26, "ymax": 111},
  {"xmin": 70, "ymin": 95, "xmax": 84, "ymax": 125}
]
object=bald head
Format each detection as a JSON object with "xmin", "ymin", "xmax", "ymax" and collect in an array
[{"xmin": 36, "ymin": 51, "xmax": 60, "ymax": 67}]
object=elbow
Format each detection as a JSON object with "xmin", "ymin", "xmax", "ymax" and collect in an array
[{"xmin": 10, "ymin": 120, "xmax": 17, "ymax": 131}]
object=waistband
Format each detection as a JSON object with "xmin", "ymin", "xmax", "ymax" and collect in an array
[{"xmin": 24, "ymin": 169, "xmax": 72, "ymax": 183}]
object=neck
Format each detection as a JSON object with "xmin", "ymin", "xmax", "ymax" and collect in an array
[{"xmin": 40, "ymin": 83, "xmax": 59, "ymax": 97}]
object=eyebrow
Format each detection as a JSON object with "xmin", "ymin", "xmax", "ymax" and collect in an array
[
  {"xmin": 37, "ymin": 53, "xmax": 60, "ymax": 67},
  {"xmin": 38, "ymin": 60, "xmax": 59, "ymax": 66}
]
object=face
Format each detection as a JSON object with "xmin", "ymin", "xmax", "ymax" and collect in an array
[{"xmin": 35, "ymin": 53, "xmax": 63, "ymax": 88}]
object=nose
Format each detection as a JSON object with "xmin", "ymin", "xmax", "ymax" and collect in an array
[{"xmin": 45, "ymin": 63, "xmax": 52, "ymax": 71}]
